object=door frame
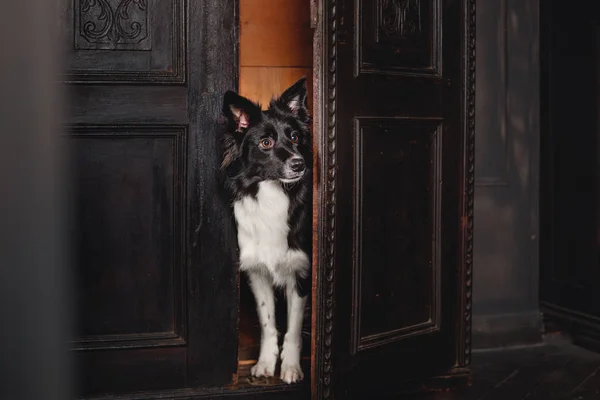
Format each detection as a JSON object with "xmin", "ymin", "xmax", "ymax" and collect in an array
[{"xmin": 310, "ymin": 0, "xmax": 477, "ymax": 397}]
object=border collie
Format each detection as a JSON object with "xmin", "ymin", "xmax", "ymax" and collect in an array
[{"xmin": 219, "ymin": 78, "xmax": 312, "ymax": 384}]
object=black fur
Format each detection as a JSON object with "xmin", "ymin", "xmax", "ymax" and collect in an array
[{"xmin": 219, "ymin": 78, "xmax": 313, "ymax": 297}]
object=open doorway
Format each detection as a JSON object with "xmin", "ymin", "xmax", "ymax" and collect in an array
[{"xmin": 236, "ymin": 0, "xmax": 314, "ymax": 384}]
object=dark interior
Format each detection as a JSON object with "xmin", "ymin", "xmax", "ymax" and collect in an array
[{"xmin": 540, "ymin": 0, "xmax": 600, "ymax": 350}]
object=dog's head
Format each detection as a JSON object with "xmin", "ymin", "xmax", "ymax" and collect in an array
[{"xmin": 220, "ymin": 78, "xmax": 311, "ymax": 185}]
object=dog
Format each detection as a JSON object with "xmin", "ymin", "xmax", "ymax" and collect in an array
[{"xmin": 219, "ymin": 78, "xmax": 312, "ymax": 384}]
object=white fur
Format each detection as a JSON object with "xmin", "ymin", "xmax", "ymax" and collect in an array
[
  {"xmin": 247, "ymin": 272, "xmax": 279, "ymax": 378},
  {"xmin": 233, "ymin": 180, "xmax": 309, "ymax": 284},
  {"xmin": 233, "ymin": 180, "xmax": 309, "ymax": 383},
  {"xmin": 280, "ymin": 284, "xmax": 306, "ymax": 383}
]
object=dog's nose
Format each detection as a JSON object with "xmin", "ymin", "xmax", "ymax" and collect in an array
[{"xmin": 289, "ymin": 157, "xmax": 305, "ymax": 173}]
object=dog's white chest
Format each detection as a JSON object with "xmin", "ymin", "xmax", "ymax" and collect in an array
[{"xmin": 233, "ymin": 181, "xmax": 307, "ymax": 285}]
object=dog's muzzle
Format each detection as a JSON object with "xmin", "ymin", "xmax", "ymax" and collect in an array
[
  {"xmin": 281, "ymin": 157, "xmax": 306, "ymax": 182},
  {"xmin": 289, "ymin": 157, "xmax": 305, "ymax": 173}
]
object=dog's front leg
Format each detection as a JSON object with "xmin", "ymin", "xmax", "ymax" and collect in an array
[
  {"xmin": 247, "ymin": 271, "xmax": 278, "ymax": 378},
  {"xmin": 280, "ymin": 282, "xmax": 306, "ymax": 383}
]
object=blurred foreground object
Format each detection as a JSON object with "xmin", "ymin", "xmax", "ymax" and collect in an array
[{"xmin": 0, "ymin": 1, "xmax": 73, "ymax": 399}]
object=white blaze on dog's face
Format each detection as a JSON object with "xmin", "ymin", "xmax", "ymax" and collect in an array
[{"xmin": 221, "ymin": 78, "xmax": 311, "ymax": 184}]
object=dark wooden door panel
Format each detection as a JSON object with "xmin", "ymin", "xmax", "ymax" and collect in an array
[
  {"xmin": 61, "ymin": 1, "xmax": 239, "ymax": 396},
  {"xmin": 355, "ymin": 0, "xmax": 441, "ymax": 77},
  {"xmin": 70, "ymin": 127, "xmax": 186, "ymax": 349},
  {"xmin": 351, "ymin": 118, "xmax": 442, "ymax": 353},
  {"xmin": 67, "ymin": 86, "xmax": 189, "ymax": 124},
  {"xmin": 78, "ymin": 348, "xmax": 187, "ymax": 395},
  {"xmin": 62, "ymin": 0, "xmax": 185, "ymax": 83},
  {"xmin": 313, "ymin": 0, "xmax": 474, "ymax": 397}
]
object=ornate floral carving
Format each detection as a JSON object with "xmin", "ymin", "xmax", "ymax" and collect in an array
[
  {"xmin": 379, "ymin": 0, "xmax": 422, "ymax": 39},
  {"xmin": 77, "ymin": 0, "xmax": 150, "ymax": 49}
]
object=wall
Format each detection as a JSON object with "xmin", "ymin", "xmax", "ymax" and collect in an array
[
  {"xmin": 473, "ymin": 0, "xmax": 542, "ymax": 348},
  {"xmin": 239, "ymin": 0, "xmax": 313, "ymax": 108}
]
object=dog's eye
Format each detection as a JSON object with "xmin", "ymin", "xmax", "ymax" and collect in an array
[
  {"xmin": 259, "ymin": 138, "xmax": 274, "ymax": 149},
  {"xmin": 290, "ymin": 133, "xmax": 300, "ymax": 143}
]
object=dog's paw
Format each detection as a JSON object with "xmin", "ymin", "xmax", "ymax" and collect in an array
[
  {"xmin": 251, "ymin": 336, "xmax": 279, "ymax": 378},
  {"xmin": 280, "ymin": 363, "xmax": 304, "ymax": 384},
  {"xmin": 251, "ymin": 357, "xmax": 277, "ymax": 378},
  {"xmin": 279, "ymin": 335, "xmax": 302, "ymax": 384}
]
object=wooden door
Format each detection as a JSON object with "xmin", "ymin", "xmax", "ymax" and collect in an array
[
  {"xmin": 312, "ymin": 0, "xmax": 475, "ymax": 397},
  {"xmin": 540, "ymin": 0, "xmax": 600, "ymax": 350},
  {"xmin": 60, "ymin": 1, "xmax": 239, "ymax": 396}
]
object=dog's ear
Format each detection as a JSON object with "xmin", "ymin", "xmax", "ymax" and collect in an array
[
  {"xmin": 221, "ymin": 91, "xmax": 261, "ymax": 170},
  {"xmin": 222, "ymin": 91, "xmax": 262, "ymax": 133},
  {"xmin": 273, "ymin": 77, "xmax": 308, "ymax": 119}
]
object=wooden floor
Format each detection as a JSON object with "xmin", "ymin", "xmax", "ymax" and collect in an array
[
  {"xmin": 411, "ymin": 334, "xmax": 600, "ymax": 400},
  {"xmin": 230, "ymin": 331, "xmax": 600, "ymax": 398}
]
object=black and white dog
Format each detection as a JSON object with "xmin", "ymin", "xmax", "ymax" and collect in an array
[{"xmin": 220, "ymin": 78, "xmax": 312, "ymax": 384}]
